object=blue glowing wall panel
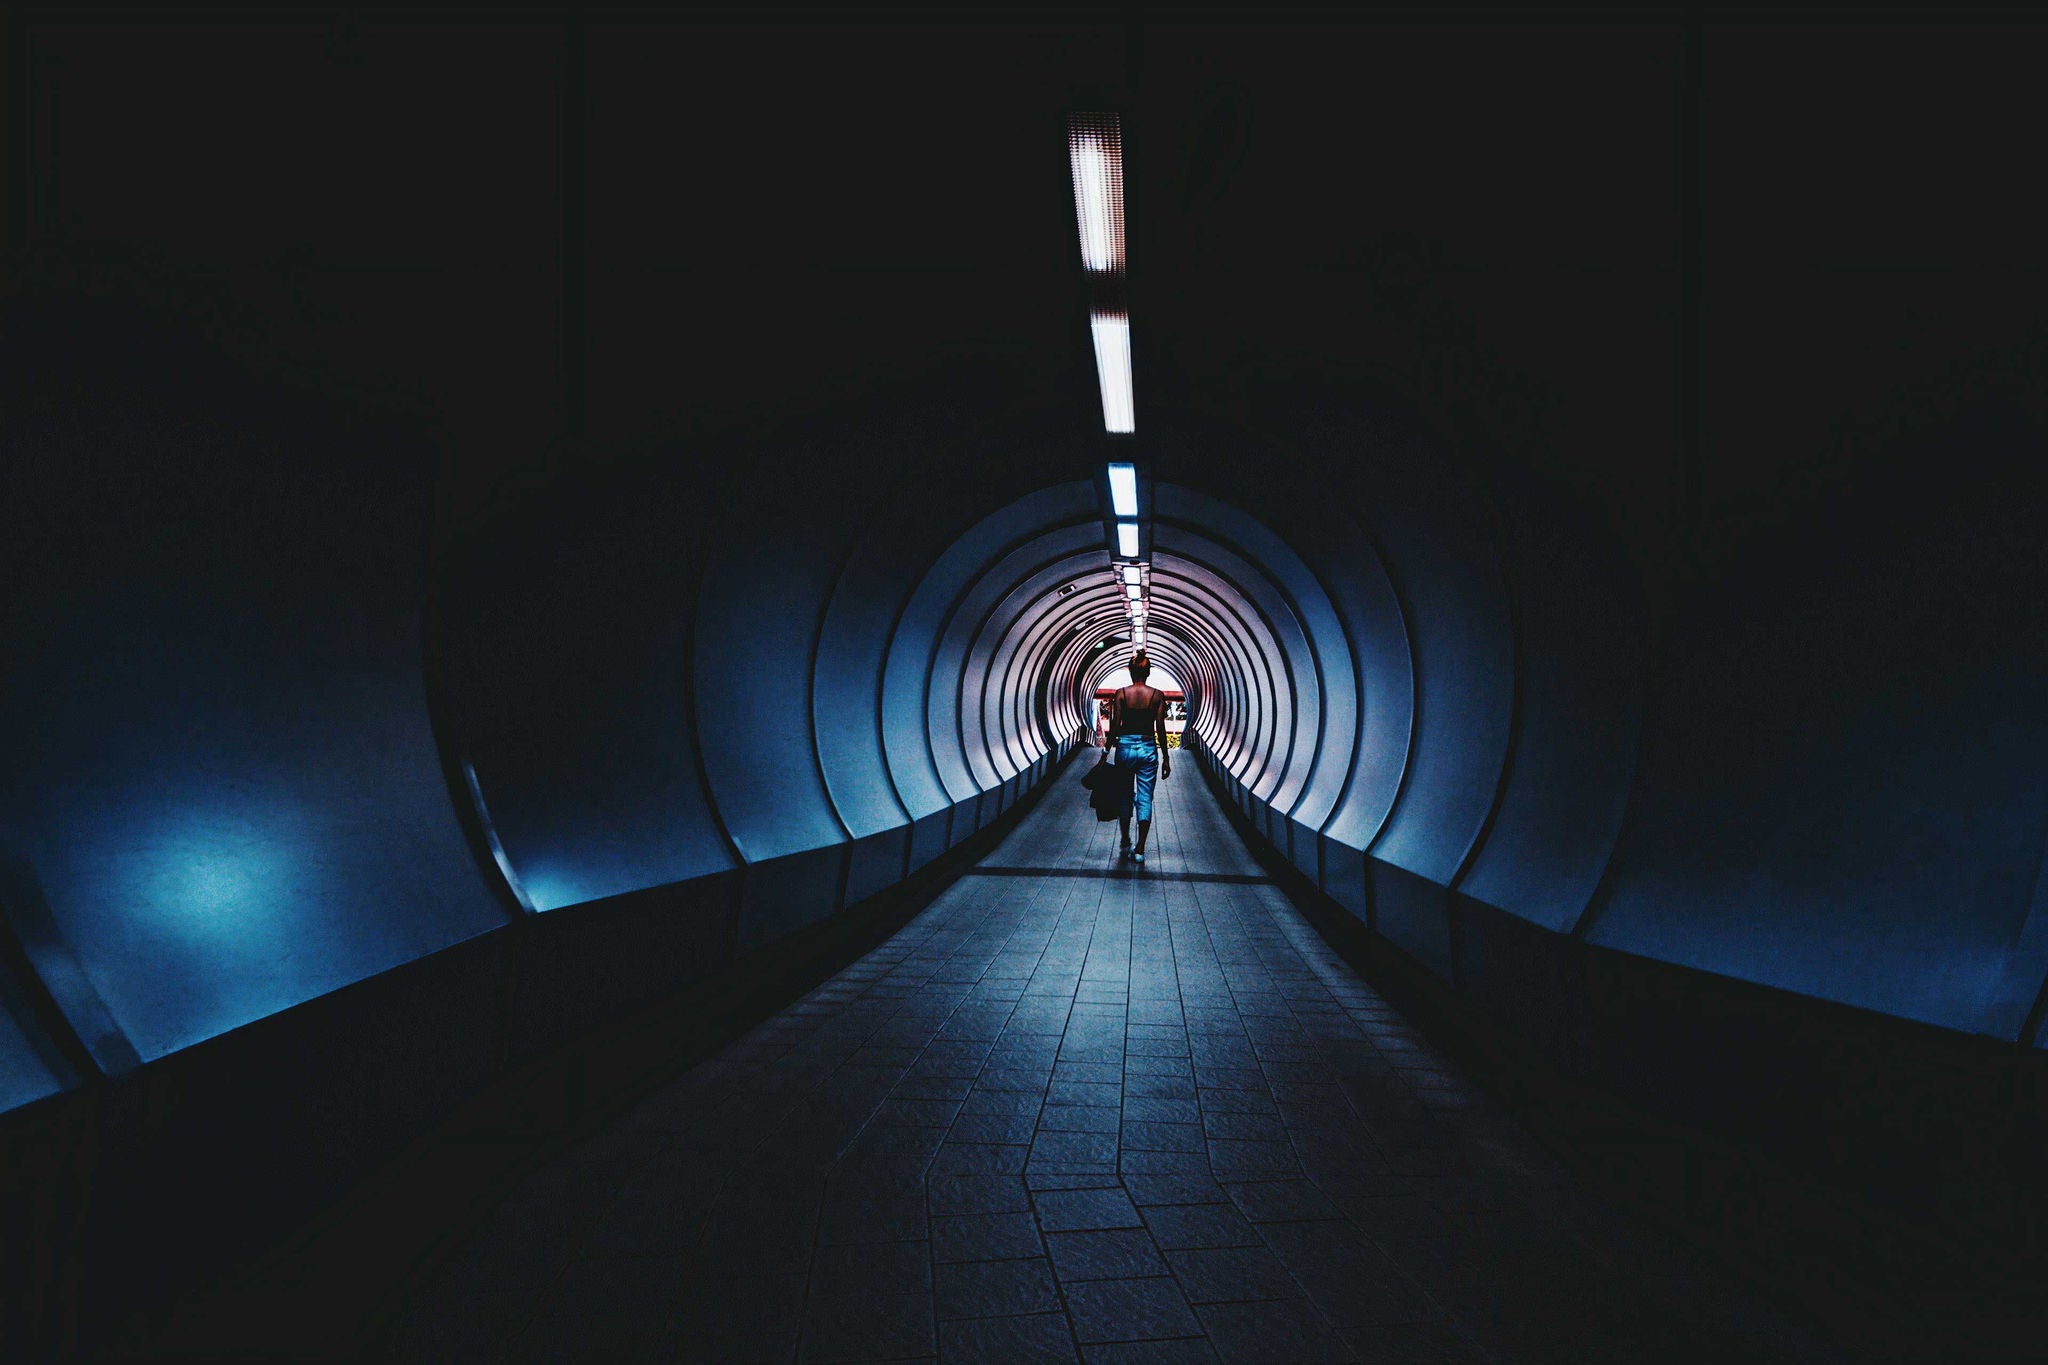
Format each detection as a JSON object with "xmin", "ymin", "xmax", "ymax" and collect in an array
[
  {"xmin": 1455, "ymin": 471, "xmax": 1646, "ymax": 933},
  {"xmin": 0, "ymin": 307, "xmax": 506, "ymax": 1062},
  {"xmin": 815, "ymin": 511, "xmax": 923, "ymax": 843},
  {"xmin": 834, "ymin": 476, "xmax": 985, "ymax": 829},
  {"xmin": 442, "ymin": 468, "xmax": 738, "ymax": 911},
  {"xmin": 1591, "ymin": 411, "xmax": 2048, "ymax": 1037},
  {"xmin": 697, "ymin": 490, "xmax": 853, "ymax": 870},
  {"xmin": 0, "ymin": 964, "xmax": 74, "ymax": 1116}
]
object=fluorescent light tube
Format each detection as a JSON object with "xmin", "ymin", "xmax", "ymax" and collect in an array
[
  {"xmin": 1107, "ymin": 461, "xmax": 1138, "ymax": 516},
  {"xmin": 1091, "ymin": 314, "xmax": 1135, "ymax": 434},
  {"xmin": 1126, "ymin": 583, "xmax": 1143, "ymax": 601},
  {"xmin": 1116, "ymin": 521, "xmax": 1139, "ymax": 557},
  {"xmin": 1067, "ymin": 116, "xmax": 1124, "ymax": 274},
  {"xmin": 1122, "ymin": 565, "xmax": 1142, "ymax": 586}
]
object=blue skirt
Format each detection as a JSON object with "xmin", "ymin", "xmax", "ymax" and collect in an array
[{"xmin": 1113, "ymin": 735, "xmax": 1159, "ymax": 822}]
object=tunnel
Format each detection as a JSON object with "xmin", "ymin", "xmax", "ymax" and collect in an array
[{"xmin": 2, "ymin": 15, "xmax": 2047, "ymax": 1364}]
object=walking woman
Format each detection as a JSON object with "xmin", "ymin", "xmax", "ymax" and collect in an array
[{"xmin": 1107, "ymin": 651, "xmax": 1171, "ymax": 862}]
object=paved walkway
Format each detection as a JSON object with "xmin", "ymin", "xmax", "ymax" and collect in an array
[{"xmin": 378, "ymin": 761, "xmax": 1838, "ymax": 1364}]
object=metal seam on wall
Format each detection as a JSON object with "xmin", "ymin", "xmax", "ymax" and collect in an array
[
  {"xmin": 964, "ymin": 549, "xmax": 1094, "ymax": 783},
  {"xmin": 1154, "ymin": 527, "xmax": 1325, "ymax": 826},
  {"xmin": 934, "ymin": 525, "xmax": 1103, "ymax": 794},
  {"xmin": 1442, "ymin": 441, "xmax": 1527, "ymax": 906},
  {"xmin": 1154, "ymin": 508, "xmax": 1357, "ymax": 840},
  {"xmin": 1152, "ymin": 563, "xmax": 1286, "ymax": 799},
  {"xmin": 917, "ymin": 511, "xmax": 1105, "ymax": 810},
  {"xmin": 804, "ymin": 509, "xmax": 865, "ymax": 847},
  {"xmin": 677, "ymin": 525, "xmax": 749, "ymax": 917},
  {"xmin": 959, "ymin": 544, "xmax": 1106, "ymax": 785},
  {"xmin": 999, "ymin": 577, "xmax": 1108, "ymax": 762},
  {"xmin": 915, "ymin": 520, "xmax": 1095, "ymax": 806},
  {"xmin": 1162, "ymin": 556, "xmax": 1304, "ymax": 806}
]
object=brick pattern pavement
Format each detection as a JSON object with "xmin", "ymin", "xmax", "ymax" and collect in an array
[{"xmin": 378, "ymin": 765, "xmax": 1837, "ymax": 1364}]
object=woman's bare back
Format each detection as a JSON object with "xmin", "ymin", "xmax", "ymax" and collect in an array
[{"xmin": 1113, "ymin": 684, "xmax": 1163, "ymax": 736}]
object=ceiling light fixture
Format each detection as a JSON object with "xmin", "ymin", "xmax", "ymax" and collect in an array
[
  {"xmin": 1091, "ymin": 313, "xmax": 1135, "ymax": 434},
  {"xmin": 1107, "ymin": 462, "xmax": 1138, "ymax": 517},
  {"xmin": 1067, "ymin": 114, "xmax": 1124, "ymax": 274},
  {"xmin": 1115, "ymin": 521, "xmax": 1139, "ymax": 558}
]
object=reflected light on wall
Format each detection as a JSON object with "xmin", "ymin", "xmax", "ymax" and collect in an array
[
  {"xmin": 1107, "ymin": 462, "xmax": 1139, "ymax": 517},
  {"xmin": 1091, "ymin": 314, "xmax": 1135, "ymax": 434},
  {"xmin": 1067, "ymin": 115, "xmax": 1125, "ymax": 274},
  {"xmin": 1116, "ymin": 521, "xmax": 1139, "ymax": 558}
]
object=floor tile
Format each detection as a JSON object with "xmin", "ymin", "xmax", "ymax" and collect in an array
[
  {"xmin": 1082, "ymin": 1340, "xmax": 1219, "ymax": 1364},
  {"xmin": 936, "ymin": 1257, "xmax": 1061, "ymax": 1319},
  {"xmin": 811, "ymin": 1239, "xmax": 933, "ymax": 1297},
  {"xmin": 1141, "ymin": 1203, "xmax": 1261, "ymax": 1250},
  {"xmin": 1063, "ymin": 1277, "xmax": 1205, "ymax": 1344},
  {"xmin": 1045, "ymin": 1228, "xmax": 1171, "ymax": 1282},
  {"xmin": 1221, "ymin": 1180, "xmax": 1341, "ymax": 1224},
  {"xmin": 933, "ymin": 1211, "xmax": 1046, "ymax": 1263},
  {"xmin": 800, "ymin": 1289, "xmax": 936, "ymax": 1362},
  {"xmin": 1164, "ymin": 1246, "xmax": 1299, "ymax": 1304},
  {"xmin": 665, "ymin": 1273, "xmax": 805, "ymax": 1361},
  {"xmin": 928, "ymin": 1174, "xmax": 1032, "ymax": 1217},
  {"xmin": 1041, "ymin": 1104, "xmax": 1123, "ymax": 1133},
  {"xmin": 1121, "ymin": 1173, "xmax": 1230, "ymax": 1208},
  {"xmin": 1034, "ymin": 1186, "xmax": 1145, "ymax": 1232},
  {"xmin": 940, "ymin": 1312, "xmax": 1080, "ymax": 1363},
  {"xmin": 1196, "ymin": 1298, "xmax": 1351, "ymax": 1364}
]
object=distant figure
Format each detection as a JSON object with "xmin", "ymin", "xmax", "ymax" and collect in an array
[{"xmin": 1107, "ymin": 652, "xmax": 1171, "ymax": 862}]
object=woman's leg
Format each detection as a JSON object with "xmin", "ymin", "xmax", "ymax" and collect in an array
[
  {"xmin": 1113, "ymin": 738, "xmax": 1135, "ymax": 854},
  {"xmin": 1131, "ymin": 745, "xmax": 1158, "ymax": 857}
]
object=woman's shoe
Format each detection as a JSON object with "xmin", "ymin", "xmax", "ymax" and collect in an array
[{"xmin": 1132, "ymin": 851, "xmax": 1145, "ymax": 864}]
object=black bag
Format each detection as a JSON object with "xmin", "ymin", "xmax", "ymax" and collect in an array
[{"xmin": 1083, "ymin": 752, "xmax": 1134, "ymax": 821}]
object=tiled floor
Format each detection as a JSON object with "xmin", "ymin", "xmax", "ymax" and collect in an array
[{"xmin": 378, "ymin": 763, "xmax": 1840, "ymax": 1364}]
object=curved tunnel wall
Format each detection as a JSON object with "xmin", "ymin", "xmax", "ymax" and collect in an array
[
  {"xmin": 0, "ymin": 330, "xmax": 1130, "ymax": 1321},
  {"xmin": 1132, "ymin": 395, "xmax": 2048, "ymax": 1052},
  {"xmin": 5, "ymin": 301, "xmax": 2048, "ymax": 1339}
]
